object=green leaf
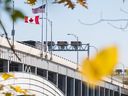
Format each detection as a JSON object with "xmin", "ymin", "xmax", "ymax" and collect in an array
[
  {"xmin": 11, "ymin": 10, "xmax": 24, "ymax": 22},
  {"xmin": 5, "ymin": 0, "xmax": 11, "ymax": 4}
]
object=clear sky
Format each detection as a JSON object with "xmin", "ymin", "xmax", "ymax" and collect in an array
[{"xmin": 1, "ymin": 0, "xmax": 128, "ymax": 69}]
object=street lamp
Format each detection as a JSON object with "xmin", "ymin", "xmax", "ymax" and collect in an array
[
  {"xmin": 89, "ymin": 45, "xmax": 98, "ymax": 53},
  {"xmin": 88, "ymin": 45, "xmax": 98, "ymax": 59},
  {"xmin": 67, "ymin": 33, "xmax": 79, "ymax": 70}
]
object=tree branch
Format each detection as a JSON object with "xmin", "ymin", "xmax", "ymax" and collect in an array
[
  {"xmin": 79, "ymin": 18, "xmax": 128, "ymax": 26},
  {"xmin": 108, "ymin": 21, "xmax": 128, "ymax": 31},
  {"xmin": 78, "ymin": 12, "xmax": 128, "ymax": 31},
  {"xmin": 0, "ymin": 19, "xmax": 21, "ymax": 61},
  {"xmin": 120, "ymin": 8, "xmax": 128, "ymax": 14}
]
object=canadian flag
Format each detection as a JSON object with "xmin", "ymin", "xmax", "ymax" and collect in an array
[{"xmin": 24, "ymin": 16, "xmax": 40, "ymax": 24}]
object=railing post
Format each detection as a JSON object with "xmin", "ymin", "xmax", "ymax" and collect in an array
[
  {"xmin": 81, "ymin": 81, "xmax": 82, "ymax": 96},
  {"xmin": 87, "ymin": 84, "xmax": 89, "ymax": 96},
  {"xmin": 73, "ymin": 78, "xmax": 75, "ymax": 96},
  {"xmin": 65, "ymin": 75, "xmax": 67, "ymax": 96},
  {"xmin": 99, "ymin": 86, "xmax": 100, "ymax": 96},
  {"xmin": 7, "ymin": 60, "xmax": 10, "ymax": 72},
  {"xmin": 56, "ymin": 73, "xmax": 58, "ymax": 87}
]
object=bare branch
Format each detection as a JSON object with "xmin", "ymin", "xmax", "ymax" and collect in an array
[
  {"xmin": 123, "ymin": 0, "xmax": 127, "ymax": 3},
  {"xmin": 120, "ymin": 8, "xmax": 128, "ymax": 14},
  {"xmin": 101, "ymin": 19, "xmax": 128, "ymax": 21},
  {"xmin": 108, "ymin": 23, "xmax": 125, "ymax": 30},
  {"xmin": 107, "ymin": 21, "xmax": 128, "ymax": 30},
  {"xmin": 107, "ymin": 23, "xmax": 121, "ymax": 29},
  {"xmin": 78, "ymin": 19, "xmax": 102, "ymax": 25},
  {"xmin": 79, "ymin": 18, "xmax": 128, "ymax": 26},
  {"xmin": 0, "ymin": 19, "xmax": 21, "ymax": 61},
  {"xmin": 123, "ymin": 21, "xmax": 128, "ymax": 29},
  {"xmin": 79, "ymin": 13, "xmax": 128, "ymax": 31}
]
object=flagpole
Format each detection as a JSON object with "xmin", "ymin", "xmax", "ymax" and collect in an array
[
  {"xmin": 41, "ymin": 0, "xmax": 44, "ymax": 58},
  {"xmin": 45, "ymin": 0, "xmax": 48, "ymax": 58},
  {"xmin": 12, "ymin": 0, "xmax": 15, "ymax": 47}
]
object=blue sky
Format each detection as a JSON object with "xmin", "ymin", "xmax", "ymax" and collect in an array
[{"xmin": 1, "ymin": 0, "xmax": 128, "ymax": 68}]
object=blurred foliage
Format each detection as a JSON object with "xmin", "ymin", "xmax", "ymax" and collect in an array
[
  {"xmin": 25, "ymin": 0, "xmax": 87, "ymax": 9},
  {"xmin": 54, "ymin": 0, "xmax": 87, "ymax": 9},
  {"xmin": 10, "ymin": 85, "xmax": 28, "ymax": 94},
  {"xmin": 11, "ymin": 10, "xmax": 24, "ymax": 22},
  {"xmin": 0, "ymin": 84, "xmax": 4, "ymax": 90},
  {"xmin": 0, "ymin": 73, "xmax": 33, "ymax": 95},
  {"xmin": 26, "ymin": 0, "xmax": 37, "ymax": 5},
  {"xmin": 2, "ymin": 73, "xmax": 14, "ymax": 80},
  {"xmin": 1, "ymin": 0, "xmax": 24, "ymax": 22},
  {"xmin": 4, "ymin": 93, "xmax": 12, "ymax": 96},
  {"xmin": 80, "ymin": 46, "xmax": 118, "ymax": 86},
  {"xmin": 54, "ymin": 0, "xmax": 76, "ymax": 9}
]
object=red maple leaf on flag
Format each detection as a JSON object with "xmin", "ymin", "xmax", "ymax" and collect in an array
[{"xmin": 24, "ymin": 16, "xmax": 40, "ymax": 24}]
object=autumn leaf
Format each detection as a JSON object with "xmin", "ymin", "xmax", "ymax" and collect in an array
[
  {"xmin": 54, "ymin": 0, "xmax": 88, "ymax": 9},
  {"xmin": 77, "ymin": 0, "xmax": 87, "ymax": 8},
  {"xmin": 10, "ymin": 85, "xmax": 27, "ymax": 94},
  {"xmin": 2, "ymin": 73, "xmax": 14, "ymax": 80},
  {"xmin": 80, "ymin": 46, "xmax": 118, "ymax": 86},
  {"xmin": 26, "ymin": 0, "xmax": 37, "ymax": 5},
  {"xmin": 55, "ymin": 0, "xmax": 75, "ymax": 9},
  {"xmin": 3, "ymin": 92, "xmax": 13, "ymax": 96}
]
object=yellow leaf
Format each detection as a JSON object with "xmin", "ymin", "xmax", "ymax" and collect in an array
[
  {"xmin": 10, "ymin": 85, "xmax": 27, "ymax": 94},
  {"xmin": 2, "ymin": 73, "xmax": 14, "ymax": 80},
  {"xmin": 3, "ymin": 92, "xmax": 13, "ymax": 96},
  {"xmin": 80, "ymin": 46, "xmax": 118, "ymax": 86}
]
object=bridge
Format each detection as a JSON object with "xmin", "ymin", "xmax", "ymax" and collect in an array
[{"xmin": 0, "ymin": 36, "xmax": 128, "ymax": 96}]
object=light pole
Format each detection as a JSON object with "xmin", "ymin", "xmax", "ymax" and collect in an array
[
  {"xmin": 44, "ymin": 18, "xmax": 53, "ymax": 60},
  {"xmin": 67, "ymin": 33, "xmax": 79, "ymax": 70}
]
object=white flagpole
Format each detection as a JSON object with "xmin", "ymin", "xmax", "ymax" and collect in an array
[{"xmin": 45, "ymin": 0, "xmax": 48, "ymax": 58}]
